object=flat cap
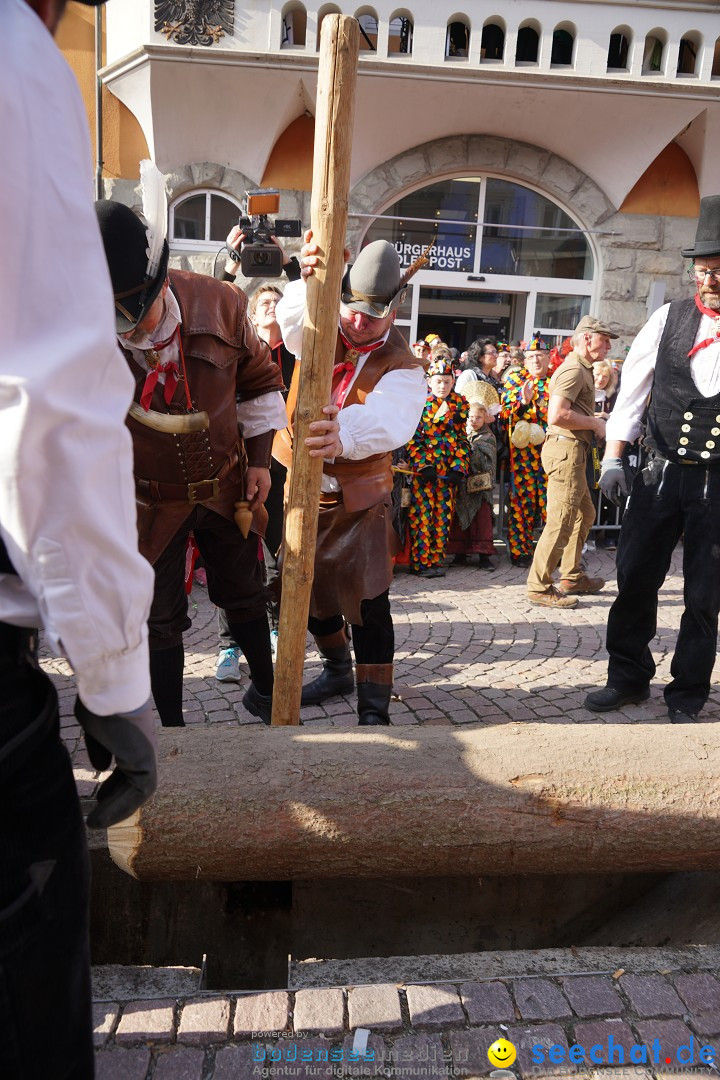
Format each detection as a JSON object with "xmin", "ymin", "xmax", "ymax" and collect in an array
[{"xmin": 574, "ymin": 315, "xmax": 618, "ymax": 339}]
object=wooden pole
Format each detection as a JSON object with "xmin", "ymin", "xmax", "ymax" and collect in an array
[
  {"xmin": 108, "ymin": 723, "xmax": 720, "ymax": 881},
  {"xmin": 271, "ymin": 15, "xmax": 359, "ymax": 726}
]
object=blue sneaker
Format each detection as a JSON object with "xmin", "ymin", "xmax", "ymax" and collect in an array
[{"xmin": 215, "ymin": 646, "xmax": 243, "ymax": 683}]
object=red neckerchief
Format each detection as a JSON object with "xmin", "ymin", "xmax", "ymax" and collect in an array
[
  {"xmin": 333, "ymin": 329, "xmax": 386, "ymax": 408},
  {"xmin": 139, "ymin": 326, "xmax": 181, "ymax": 411},
  {"xmin": 687, "ymin": 293, "xmax": 720, "ymax": 359}
]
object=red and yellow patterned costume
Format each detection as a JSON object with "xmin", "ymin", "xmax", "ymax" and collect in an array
[
  {"xmin": 500, "ymin": 369, "xmax": 550, "ymax": 562},
  {"xmin": 405, "ymin": 385, "xmax": 469, "ymax": 573}
]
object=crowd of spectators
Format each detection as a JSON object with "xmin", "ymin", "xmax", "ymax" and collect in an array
[{"xmin": 394, "ymin": 331, "xmax": 628, "ymax": 575}]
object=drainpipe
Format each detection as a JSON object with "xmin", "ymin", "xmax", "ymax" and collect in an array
[{"xmin": 94, "ymin": 4, "xmax": 104, "ymax": 200}]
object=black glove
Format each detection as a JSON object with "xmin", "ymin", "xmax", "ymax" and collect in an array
[
  {"xmin": 445, "ymin": 471, "xmax": 463, "ymax": 487},
  {"xmin": 599, "ymin": 456, "xmax": 632, "ymax": 506},
  {"xmin": 420, "ymin": 466, "xmax": 437, "ymax": 480},
  {"xmin": 75, "ymin": 699, "xmax": 157, "ymax": 830}
]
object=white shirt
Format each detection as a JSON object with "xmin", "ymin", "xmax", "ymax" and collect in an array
[
  {"xmin": 121, "ymin": 290, "xmax": 287, "ymax": 439},
  {"xmin": 607, "ymin": 302, "xmax": 720, "ymax": 444},
  {"xmin": 0, "ymin": 0, "xmax": 154, "ymax": 715},
  {"xmin": 276, "ymin": 280, "xmax": 427, "ymax": 491}
]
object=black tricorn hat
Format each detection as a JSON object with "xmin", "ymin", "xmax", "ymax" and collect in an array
[
  {"xmin": 682, "ymin": 195, "xmax": 720, "ymax": 260},
  {"xmin": 95, "ymin": 200, "xmax": 169, "ymax": 333}
]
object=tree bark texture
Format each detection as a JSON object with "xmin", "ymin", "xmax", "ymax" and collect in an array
[
  {"xmin": 272, "ymin": 15, "xmax": 359, "ymax": 725},
  {"xmin": 108, "ymin": 724, "xmax": 720, "ymax": 881}
]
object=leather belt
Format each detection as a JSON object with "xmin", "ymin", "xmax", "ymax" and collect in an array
[
  {"xmin": 546, "ymin": 433, "xmax": 583, "ymax": 443},
  {"xmin": 135, "ymin": 448, "xmax": 240, "ymax": 505}
]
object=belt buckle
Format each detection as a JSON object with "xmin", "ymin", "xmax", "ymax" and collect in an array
[{"xmin": 187, "ymin": 477, "xmax": 220, "ymax": 505}]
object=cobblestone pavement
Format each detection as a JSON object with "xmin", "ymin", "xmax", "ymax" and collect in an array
[
  {"xmin": 46, "ymin": 542, "xmax": 719, "ymax": 791},
  {"xmin": 92, "ymin": 964, "xmax": 720, "ymax": 1078}
]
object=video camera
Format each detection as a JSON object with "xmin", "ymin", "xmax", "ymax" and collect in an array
[{"xmin": 228, "ymin": 189, "xmax": 302, "ymax": 278}]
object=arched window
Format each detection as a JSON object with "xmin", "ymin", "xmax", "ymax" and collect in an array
[
  {"xmin": 388, "ymin": 10, "xmax": 413, "ymax": 55},
  {"xmin": 170, "ymin": 191, "xmax": 242, "ymax": 246},
  {"xmin": 551, "ymin": 23, "xmax": 575, "ymax": 66},
  {"xmin": 446, "ymin": 16, "xmax": 470, "ymax": 59},
  {"xmin": 642, "ymin": 30, "xmax": 667, "ymax": 73},
  {"xmin": 713, "ymin": 37, "xmax": 720, "ymax": 77},
  {"xmin": 361, "ymin": 177, "xmax": 594, "ymax": 281},
  {"xmin": 607, "ymin": 26, "xmax": 632, "ymax": 70},
  {"xmin": 481, "ymin": 20, "xmax": 504, "ymax": 61},
  {"xmin": 316, "ymin": 4, "xmax": 341, "ymax": 49},
  {"xmin": 677, "ymin": 31, "xmax": 701, "ymax": 75},
  {"xmin": 355, "ymin": 8, "xmax": 379, "ymax": 51},
  {"xmin": 516, "ymin": 23, "xmax": 540, "ymax": 64},
  {"xmin": 281, "ymin": 1, "xmax": 307, "ymax": 47}
]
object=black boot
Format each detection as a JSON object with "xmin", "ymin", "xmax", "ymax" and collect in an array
[
  {"xmin": 242, "ymin": 683, "xmax": 273, "ymax": 725},
  {"xmin": 300, "ymin": 627, "xmax": 354, "ymax": 706},
  {"xmin": 149, "ymin": 644, "xmax": 185, "ymax": 727},
  {"xmin": 356, "ymin": 664, "xmax": 393, "ymax": 726}
]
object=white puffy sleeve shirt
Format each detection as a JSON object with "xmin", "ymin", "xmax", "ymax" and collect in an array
[
  {"xmin": 276, "ymin": 280, "xmax": 427, "ymax": 478},
  {"xmin": 0, "ymin": 0, "xmax": 154, "ymax": 715}
]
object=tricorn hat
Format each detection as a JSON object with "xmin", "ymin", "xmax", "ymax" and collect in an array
[
  {"xmin": 681, "ymin": 195, "xmax": 720, "ymax": 260},
  {"xmin": 341, "ymin": 241, "xmax": 407, "ymax": 318},
  {"xmin": 95, "ymin": 200, "xmax": 170, "ymax": 334},
  {"xmin": 342, "ymin": 239, "xmax": 433, "ymax": 319}
]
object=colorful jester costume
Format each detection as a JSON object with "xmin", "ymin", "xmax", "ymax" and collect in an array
[
  {"xmin": 500, "ymin": 365, "xmax": 550, "ymax": 562},
  {"xmin": 405, "ymin": 358, "xmax": 470, "ymax": 574}
]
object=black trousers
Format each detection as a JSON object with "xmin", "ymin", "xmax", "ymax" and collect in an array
[
  {"xmin": 0, "ymin": 626, "xmax": 92, "ymax": 1079},
  {"xmin": 606, "ymin": 456, "xmax": 720, "ymax": 714},
  {"xmin": 149, "ymin": 505, "xmax": 267, "ymax": 650},
  {"xmin": 308, "ymin": 590, "xmax": 394, "ymax": 665}
]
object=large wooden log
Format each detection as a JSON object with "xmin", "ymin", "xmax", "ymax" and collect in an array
[
  {"xmin": 272, "ymin": 16, "xmax": 359, "ymax": 725},
  {"xmin": 108, "ymin": 724, "xmax": 720, "ymax": 881}
]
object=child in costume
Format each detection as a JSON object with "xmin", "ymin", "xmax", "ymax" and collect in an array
[
  {"xmin": 405, "ymin": 354, "xmax": 470, "ymax": 578},
  {"xmin": 447, "ymin": 381, "xmax": 498, "ymax": 570},
  {"xmin": 500, "ymin": 337, "xmax": 551, "ymax": 567}
]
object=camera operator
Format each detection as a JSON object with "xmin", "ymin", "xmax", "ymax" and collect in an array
[{"xmin": 221, "ymin": 224, "xmax": 301, "ymax": 288}]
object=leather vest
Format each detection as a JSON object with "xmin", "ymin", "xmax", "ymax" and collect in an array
[
  {"xmin": 125, "ymin": 270, "xmax": 284, "ymax": 563},
  {"xmin": 277, "ymin": 326, "xmax": 425, "ymax": 513},
  {"xmin": 645, "ymin": 299, "xmax": 720, "ymax": 465}
]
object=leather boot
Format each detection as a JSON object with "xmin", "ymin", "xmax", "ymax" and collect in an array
[
  {"xmin": 356, "ymin": 663, "xmax": 393, "ymax": 726},
  {"xmin": 300, "ymin": 627, "xmax": 354, "ymax": 706}
]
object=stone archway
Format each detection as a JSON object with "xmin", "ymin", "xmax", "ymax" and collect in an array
[{"xmin": 348, "ymin": 134, "xmax": 616, "ymax": 252}]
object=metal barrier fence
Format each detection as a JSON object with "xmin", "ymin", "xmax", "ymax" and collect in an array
[{"xmin": 495, "ymin": 461, "xmax": 624, "ymax": 541}]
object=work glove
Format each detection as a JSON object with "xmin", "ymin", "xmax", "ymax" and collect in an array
[
  {"xmin": 75, "ymin": 698, "xmax": 157, "ymax": 830},
  {"xmin": 599, "ymin": 456, "xmax": 631, "ymax": 506}
]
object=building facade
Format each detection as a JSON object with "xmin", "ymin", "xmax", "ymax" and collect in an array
[{"xmin": 62, "ymin": 0, "xmax": 720, "ymax": 351}]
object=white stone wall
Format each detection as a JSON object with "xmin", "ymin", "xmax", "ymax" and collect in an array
[{"xmin": 106, "ymin": 0, "xmax": 720, "ymax": 84}]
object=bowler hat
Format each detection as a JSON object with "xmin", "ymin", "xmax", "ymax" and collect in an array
[
  {"xmin": 681, "ymin": 195, "xmax": 720, "ymax": 259},
  {"xmin": 574, "ymin": 315, "xmax": 618, "ymax": 339},
  {"xmin": 95, "ymin": 200, "xmax": 169, "ymax": 333},
  {"xmin": 341, "ymin": 241, "xmax": 406, "ymax": 319}
]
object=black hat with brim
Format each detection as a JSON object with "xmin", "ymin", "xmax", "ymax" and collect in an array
[
  {"xmin": 95, "ymin": 200, "xmax": 169, "ymax": 334},
  {"xmin": 682, "ymin": 195, "xmax": 720, "ymax": 259}
]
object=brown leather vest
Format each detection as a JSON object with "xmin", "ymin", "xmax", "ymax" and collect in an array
[
  {"xmin": 276, "ymin": 325, "xmax": 424, "ymax": 512},
  {"xmin": 125, "ymin": 270, "xmax": 284, "ymax": 563}
]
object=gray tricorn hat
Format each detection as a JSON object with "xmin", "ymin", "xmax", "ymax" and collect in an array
[
  {"xmin": 341, "ymin": 240, "xmax": 407, "ymax": 318},
  {"xmin": 682, "ymin": 195, "xmax": 720, "ymax": 259}
]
